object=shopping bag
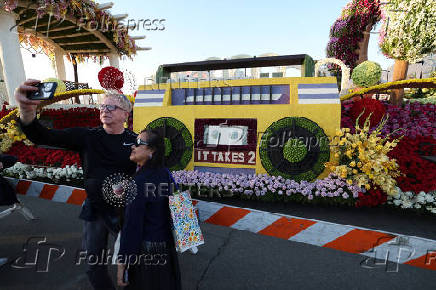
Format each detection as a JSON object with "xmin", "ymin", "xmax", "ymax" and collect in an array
[{"xmin": 169, "ymin": 191, "xmax": 204, "ymax": 253}]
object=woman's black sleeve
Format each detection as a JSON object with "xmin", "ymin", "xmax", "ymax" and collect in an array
[{"xmin": 18, "ymin": 117, "xmax": 87, "ymax": 151}]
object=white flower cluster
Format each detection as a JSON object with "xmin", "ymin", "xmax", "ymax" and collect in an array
[
  {"xmin": 387, "ymin": 187, "xmax": 436, "ymax": 214},
  {"xmin": 379, "ymin": 0, "xmax": 436, "ymax": 63},
  {"xmin": 3, "ymin": 162, "xmax": 83, "ymax": 182}
]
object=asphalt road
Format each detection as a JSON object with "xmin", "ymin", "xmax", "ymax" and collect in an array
[{"xmin": 1, "ymin": 196, "xmax": 435, "ymax": 290}]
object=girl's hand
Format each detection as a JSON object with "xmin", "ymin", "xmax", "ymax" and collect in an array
[{"xmin": 117, "ymin": 263, "xmax": 129, "ymax": 287}]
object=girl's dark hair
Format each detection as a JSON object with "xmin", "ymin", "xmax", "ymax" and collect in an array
[{"xmin": 140, "ymin": 129, "xmax": 165, "ymax": 168}]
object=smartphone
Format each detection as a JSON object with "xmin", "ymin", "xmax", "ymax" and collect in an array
[
  {"xmin": 123, "ymin": 268, "xmax": 129, "ymax": 284},
  {"xmin": 27, "ymin": 82, "xmax": 58, "ymax": 100}
]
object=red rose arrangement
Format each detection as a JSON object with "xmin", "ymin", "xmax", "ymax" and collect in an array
[
  {"xmin": 388, "ymin": 135, "xmax": 436, "ymax": 194},
  {"xmin": 6, "ymin": 142, "xmax": 80, "ymax": 168},
  {"xmin": 355, "ymin": 186, "xmax": 387, "ymax": 208},
  {"xmin": 349, "ymin": 98, "xmax": 386, "ymax": 128}
]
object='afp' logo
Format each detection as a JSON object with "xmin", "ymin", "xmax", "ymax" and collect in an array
[{"xmin": 10, "ymin": 237, "xmax": 65, "ymax": 273}]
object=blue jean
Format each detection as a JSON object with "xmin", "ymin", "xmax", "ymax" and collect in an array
[{"xmin": 82, "ymin": 215, "xmax": 116, "ymax": 290}]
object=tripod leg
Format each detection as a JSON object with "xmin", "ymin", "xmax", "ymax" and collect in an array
[{"xmin": 16, "ymin": 203, "xmax": 39, "ymax": 221}]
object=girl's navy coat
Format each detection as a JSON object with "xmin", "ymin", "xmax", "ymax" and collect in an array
[{"xmin": 119, "ymin": 166, "xmax": 177, "ymax": 259}]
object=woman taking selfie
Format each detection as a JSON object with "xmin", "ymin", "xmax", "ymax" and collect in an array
[{"xmin": 117, "ymin": 129, "xmax": 181, "ymax": 290}]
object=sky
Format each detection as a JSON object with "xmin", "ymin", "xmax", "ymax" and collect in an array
[{"xmin": 21, "ymin": 0, "xmax": 395, "ymax": 92}]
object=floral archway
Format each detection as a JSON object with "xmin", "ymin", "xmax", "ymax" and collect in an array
[{"xmin": 315, "ymin": 58, "xmax": 350, "ymax": 94}]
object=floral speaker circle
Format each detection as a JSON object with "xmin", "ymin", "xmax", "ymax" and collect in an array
[
  {"xmin": 146, "ymin": 117, "xmax": 193, "ymax": 171},
  {"xmin": 102, "ymin": 172, "xmax": 137, "ymax": 207},
  {"xmin": 259, "ymin": 117, "xmax": 330, "ymax": 182}
]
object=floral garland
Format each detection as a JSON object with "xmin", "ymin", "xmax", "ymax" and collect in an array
[
  {"xmin": 379, "ymin": 0, "xmax": 436, "ymax": 63},
  {"xmin": 19, "ymin": 34, "xmax": 55, "ymax": 61},
  {"xmin": 340, "ymin": 77, "xmax": 436, "ymax": 101},
  {"xmin": 326, "ymin": 0, "xmax": 381, "ymax": 70},
  {"xmin": 315, "ymin": 58, "xmax": 350, "ymax": 93},
  {"xmin": 2, "ymin": 0, "xmax": 137, "ymax": 59}
]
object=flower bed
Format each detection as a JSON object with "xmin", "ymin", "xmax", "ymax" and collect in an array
[
  {"xmin": 3, "ymin": 162, "xmax": 84, "ymax": 188},
  {"xmin": 387, "ymin": 188, "xmax": 436, "ymax": 215},
  {"xmin": 6, "ymin": 142, "xmax": 81, "ymax": 168},
  {"xmin": 172, "ymin": 170, "xmax": 361, "ymax": 206}
]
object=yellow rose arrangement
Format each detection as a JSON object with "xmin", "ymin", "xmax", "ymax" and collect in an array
[
  {"xmin": 325, "ymin": 113, "xmax": 403, "ymax": 196},
  {"xmin": 0, "ymin": 88, "xmax": 104, "ymax": 151},
  {"xmin": 0, "ymin": 119, "xmax": 33, "ymax": 152}
]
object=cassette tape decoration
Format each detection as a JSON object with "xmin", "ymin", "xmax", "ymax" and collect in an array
[{"xmin": 194, "ymin": 119, "xmax": 257, "ymax": 166}]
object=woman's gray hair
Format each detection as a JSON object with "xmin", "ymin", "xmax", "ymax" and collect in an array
[{"xmin": 101, "ymin": 89, "xmax": 133, "ymax": 112}]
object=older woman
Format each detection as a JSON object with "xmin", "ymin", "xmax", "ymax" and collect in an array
[{"xmin": 117, "ymin": 129, "xmax": 182, "ymax": 290}]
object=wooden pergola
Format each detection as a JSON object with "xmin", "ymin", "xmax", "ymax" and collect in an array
[{"xmin": 0, "ymin": 1, "xmax": 150, "ymax": 105}]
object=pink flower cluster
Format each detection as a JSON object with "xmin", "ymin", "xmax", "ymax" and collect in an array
[
  {"xmin": 326, "ymin": 0, "xmax": 381, "ymax": 70},
  {"xmin": 341, "ymin": 100, "xmax": 436, "ymax": 139},
  {"xmin": 382, "ymin": 102, "xmax": 436, "ymax": 139}
]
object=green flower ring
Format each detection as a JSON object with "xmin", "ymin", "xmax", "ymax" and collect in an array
[
  {"xmin": 259, "ymin": 117, "xmax": 330, "ymax": 182},
  {"xmin": 146, "ymin": 117, "xmax": 193, "ymax": 171},
  {"xmin": 164, "ymin": 137, "xmax": 172, "ymax": 157}
]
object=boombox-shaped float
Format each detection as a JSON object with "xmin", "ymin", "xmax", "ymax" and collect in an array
[{"xmin": 133, "ymin": 55, "xmax": 340, "ymax": 181}]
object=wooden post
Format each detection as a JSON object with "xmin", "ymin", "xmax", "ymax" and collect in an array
[
  {"xmin": 71, "ymin": 54, "xmax": 80, "ymax": 104},
  {"xmin": 390, "ymin": 59, "xmax": 409, "ymax": 105},
  {"xmin": 54, "ymin": 47, "xmax": 66, "ymax": 80},
  {"xmin": 355, "ymin": 24, "xmax": 373, "ymax": 65}
]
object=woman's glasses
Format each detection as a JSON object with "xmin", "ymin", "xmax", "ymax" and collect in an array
[
  {"xmin": 135, "ymin": 139, "xmax": 149, "ymax": 147},
  {"xmin": 99, "ymin": 104, "xmax": 126, "ymax": 112},
  {"xmin": 123, "ymin": 139, "xmax": 150, "ymax": 147}
]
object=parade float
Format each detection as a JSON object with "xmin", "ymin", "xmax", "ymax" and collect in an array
[{"xmin": 1, "ymin": 0, "xmax": 435, "ymax": 216}]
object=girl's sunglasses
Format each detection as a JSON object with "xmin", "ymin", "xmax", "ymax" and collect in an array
[{"xmin": 123, "ymin": 139, "xmax": 150, "ymax": 147}]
